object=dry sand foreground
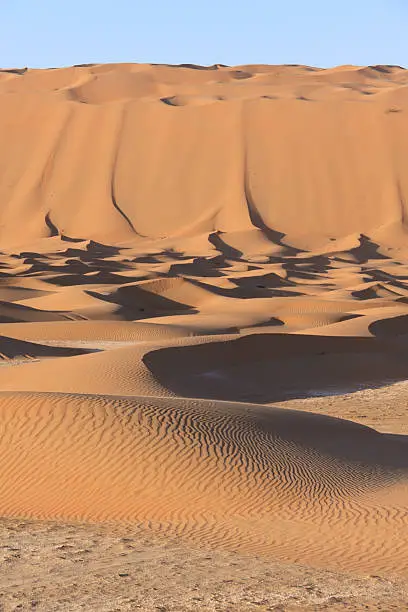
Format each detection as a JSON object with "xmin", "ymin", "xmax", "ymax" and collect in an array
[{"xmin": 1, "ymin": 62, "xmax": 408, "ymax": 609}]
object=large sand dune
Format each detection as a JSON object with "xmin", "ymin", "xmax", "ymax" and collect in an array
[
  {"xmin": 2, "ymin": 63, "xmax": 408, "ymax": 587},
  {"xmin": 1, "ymin": 63, "xmax": 408, "ymax": 247}
]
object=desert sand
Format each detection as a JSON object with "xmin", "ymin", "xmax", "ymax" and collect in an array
[{"xmin": 1, "ymin": 62, "xmax": 408, "ymax": 609}]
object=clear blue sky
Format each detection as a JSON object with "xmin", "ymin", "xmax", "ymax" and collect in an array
[{"xmin": 1, "ymin": 0, "xmax": 406, "ymax": 69}]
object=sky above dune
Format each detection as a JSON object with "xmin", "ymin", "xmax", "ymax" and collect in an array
[{"xmin": 1, "ymin": 0, "xmax": 407, "ymax": 69}]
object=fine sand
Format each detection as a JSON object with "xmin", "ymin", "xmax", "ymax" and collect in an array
[{"xmin": 2, "ymin": 62, "xmax": 408, "ymax": 609}]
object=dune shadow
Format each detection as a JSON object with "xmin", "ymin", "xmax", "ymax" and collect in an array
[
  {"xmin": 86, "ymin": 284, "xmax": 196, "ymax": 320},
  {"xmin": 0, "ymin": 300, "xmax": 67, "ymax": 323},
  {"xmin": 337, "ymin": 234, "xmax": 390, "ymax": 265},
  {"xmin": 0, "ymin": 335, "xmax": 95, "ymax": 359},
  {"xmin": 369, "ymin": 315, "xmax": 408, "ymax": 337},
  {"xmin": 143, "ymin": 333, "xmax": 408, "ymax": 405},
  {"xmin": 169, "ymin": 256, "xmax": 225, "ymax": 277}
]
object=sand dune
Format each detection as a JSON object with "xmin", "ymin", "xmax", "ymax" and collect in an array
[
  {"xmin": 2, "ymin": 326, "xmax": 408, "ymax": 400},
  {"xmin": 0, "ymin": 320, "xmax": 195, "ymax": 343},
  {"xmin": 2, "ymin": 63, "xmax": 408, "ymax": 587},
  {"xmin": 0, "ymin": 392, "xmax": 407, "ymax": 575},
  {"xmin": 1, "ymin": 63, "xmax": 408, "ymax": 246}
]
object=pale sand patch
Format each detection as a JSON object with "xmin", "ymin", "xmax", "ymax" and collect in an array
[{"xmin": 0, "ymin": 518, "xmax": 407, "ymax": 611}]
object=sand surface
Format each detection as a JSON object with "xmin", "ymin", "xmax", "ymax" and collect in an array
[{"xmin": 2, "ymin": 62, "xmax": 408, "ymax": 609}]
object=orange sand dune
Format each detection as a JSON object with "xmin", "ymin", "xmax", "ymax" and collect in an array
[
  {"xmin": 0, "ymin": 63, "xmax": 408, "ymax": 247},
  {"xmin": 3, "ymin": 63, "xmax": 408, "ymax": 580},
  {"xmin": 0, "ymin": 320, "xmax": 195, "ymax": 342},
  {"xmin": 0, "ymin": 392, "xmax": 407, "ymax": 575}
]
